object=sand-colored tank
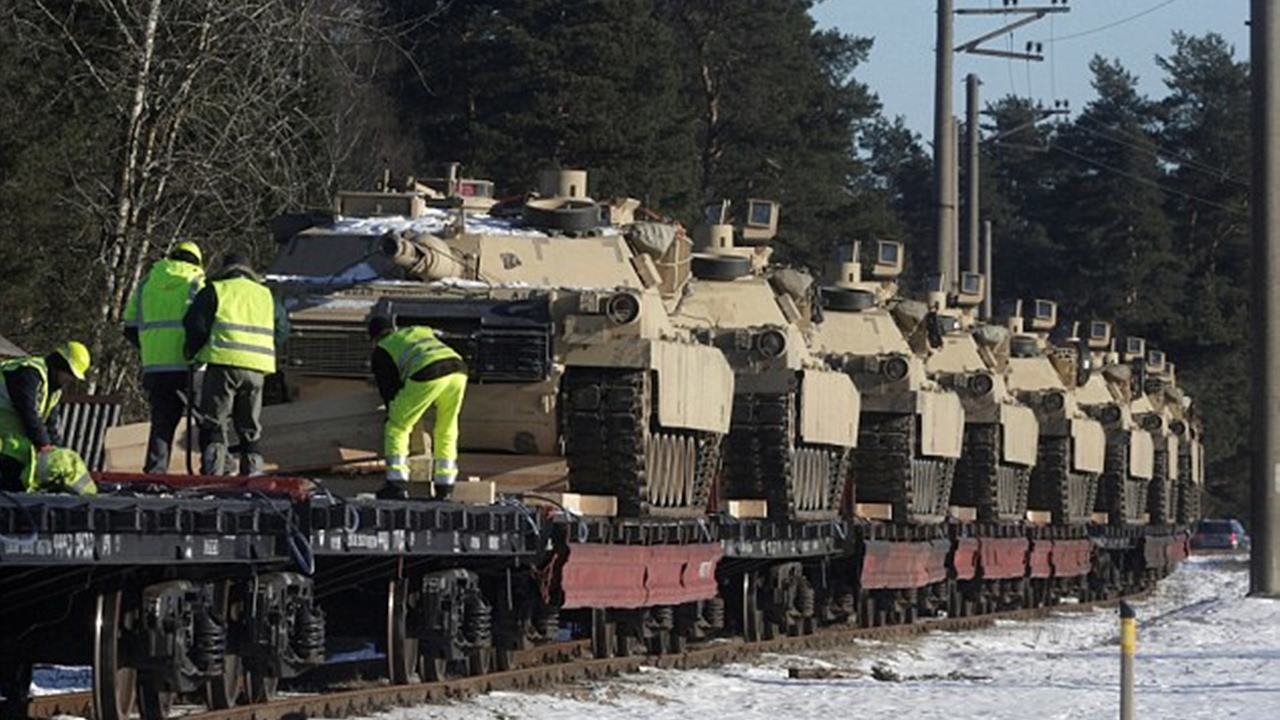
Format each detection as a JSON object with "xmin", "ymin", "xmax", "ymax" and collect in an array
[
  {"xmin": 920, "ymin": 274, "xmax": 1039, "ymax": 523},
  {"xmin": 267, "ymin": 168, "xmax": 734, "ymax": 517},
  {"xmin": 810, "ymin": 242, "xmax": 964, "ymax": 524},
  {"xmin": 1126, "ymin": 345, "xmax": 1194, "ymax": 526},
  {"xmin": 666, "ymin": 201, "xmax": 860, "ymax": 522},
  {"xmin": 997, "ymin": 300, "xmax": 1106, "ymax": 525},
  {"xmin": 1070, "ymin": 322, "xmax": 1156, "ymax": 525}
]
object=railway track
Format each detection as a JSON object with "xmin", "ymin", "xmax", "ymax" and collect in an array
[{"xmin": 27, "ymin": 592, "xmax": 1143, "ymax": 720}]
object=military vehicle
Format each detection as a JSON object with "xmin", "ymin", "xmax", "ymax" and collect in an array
[
  {"xmin": 267, "ymin": 168, "xmax": 736, "ymax": 517},
  {"xmin": 812, "ymin": 242, "xmax": 964, "ymax": 524},
  {"xmin": 1070, "ymin": 322, "xmax": 1155, "ymax": 525},
  {"xmin": 920, "ymin": 274, "xmax": 1039, "ymax": 523},
  {"xmin": 667, "ymin": 201, "xmax": 859, "ymax": 521},
  {"xmin": 1130, "ymin": 348, "xmax": 1200, "ymax": 525},
  {"xmin": 999, "ymin": 300, "xmax": 1106, "ymax": 525}
]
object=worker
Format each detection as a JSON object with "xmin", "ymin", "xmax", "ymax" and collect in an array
[
  {"xmin": 184, "ymin": 252, "xmax": 287, "ymax": 477},
  {"xmin": 0, "ymin": 342, "xmax": 96, "ymax": 494},
  {"xmin": 122, "ymin": 240, "xmax": 205, "ymax": 474},
  {"xmin": 367, "ymin": 315, "xmax": 468, "ymax": 500}
]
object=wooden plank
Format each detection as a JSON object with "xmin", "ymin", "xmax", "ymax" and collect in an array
[
  {"xmin": 449, "ymin": 479, "xmax": 496, "ymax": 505},
  {"xmin": 727, "ymin": 499, "xmax": 768, "ymax": 519},
  {"xmin": 523, "ymin": 492, "xmax": 617, "ymax": 517},
  {"xmin": 1025, "ymin": 510, "xmax": 1052, "ymax": 525},
  {"xmin": 949, "ymin": 505, "xmax": 978, "ymax": 522},
  {"xmin": 855, "ymin": 503, "xmax": 894, "ymax": 521},
  {"xmin": 1091, "ymin": 512, "xmax": 1110, "ymax": 525}
]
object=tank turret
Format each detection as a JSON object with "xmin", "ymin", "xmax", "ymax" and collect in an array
[
  {"xmin": 999, "ymin": 300, "xmax": 1106, "ymax": 525},
  {"xmin": 811, "ymin": 242, "xmax": 964, "ymax": 524},
  {"xmin": 665, "ymin": 200, "xmax": 858, "ymax": 522},
  {"xmin": 268, "ymin": 167, "xmax": 734, "ymax": 518}
]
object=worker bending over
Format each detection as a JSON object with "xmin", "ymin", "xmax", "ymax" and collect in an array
[
  {"xmin": 368, "ymin": 315, "xmax": 468, "ymax": 500},
  {"xmin": 0, "ymin": 341, "xmax": 97, "ymax": 494}
]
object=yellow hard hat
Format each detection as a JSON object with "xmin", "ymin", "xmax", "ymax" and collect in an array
[
  {"xmin": 172, "ymin": 240, "xmax": 203, "ymax": 265},
  {"xmin": 55, "ymin": 341, "xmax": 91, "ymax": 380}
]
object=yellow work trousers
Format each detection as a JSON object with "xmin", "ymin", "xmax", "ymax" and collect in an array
[{"xmin": 385, "ymin": 371, "xmax": 468, "ymax": 485}]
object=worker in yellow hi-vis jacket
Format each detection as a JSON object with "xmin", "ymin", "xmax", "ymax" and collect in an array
[{"xmin": 367, "ymin": 315, "xmax": 468, "ymax": 501}]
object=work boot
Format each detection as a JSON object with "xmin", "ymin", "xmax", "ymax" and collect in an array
[
  {"xmin": 433, "ymin": 483, "xmax": 454, "ymax": 501},
  {"xmin": 239, "ymin": 453, "xmax": 265, "ymax": 477},
  {"xmin": 376, "ymin": 480, "xmax": 410, "ymax": 500},
  {"xmin": 200, "ymin": 443, "xmax": 226, "ymax": 476}
]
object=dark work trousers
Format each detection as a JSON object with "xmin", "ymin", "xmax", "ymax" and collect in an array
[
  {"xmin": 198, "ymin": 365, "xmax": 265, "ymax": 454},
  {"xmin": 0, "ymin": 454, "xmax": 24, "ymax": 492},
  {"xmin": 142, "ymin": 371, "xmax": 190, "ymax": 474}
]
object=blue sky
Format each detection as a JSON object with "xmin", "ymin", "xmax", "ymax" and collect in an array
[{"xmin": 809, "ymin": 0, "xmax": 1251, "ymax": 139}]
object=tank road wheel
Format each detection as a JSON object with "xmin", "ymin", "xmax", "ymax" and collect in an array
[
  {"xmin": 563, "ymin": 369, "xmax": 722, "ymax": 517},
  {"xmin": 387, "ymin": 579, "xmax": 420, "ymax": 685},
  {"xmin": 93, "ymin": 589, "xmax": 137, "ymax": 720},
  {"xmin": 855, "ymin": 413, "xmax": 956, "ymax": 523}
]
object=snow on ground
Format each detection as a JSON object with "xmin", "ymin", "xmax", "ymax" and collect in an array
[
  {"xmin": 32, "ymin": 554, "xmax": 1280, "ymax": 718},
  {"xmin": 360, "ymin": 554, "xmax": 1279, "ymax": 720}
]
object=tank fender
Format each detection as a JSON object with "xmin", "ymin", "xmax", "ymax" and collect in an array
[
  {"xmin": 564, "ymin": 339, "xmax": 732, "ymax": 434},
  {"xmin": 1071, "ymin": 417, "xmax": 1107, "ymax": 474},
  {"xmin": 1128, "ymin": 429, "xmax": 1155, "ymax": 479},
  {"xmin": 798, "ymin": 368, "xmax": 859, "ymax": 447},
  {"xmin": 918, "ymin": 390, "xmax": 965, "ymax": 459},
  {"xmin": 999, "ymin": 403, "xmax": 1039, "ymax": 466}
]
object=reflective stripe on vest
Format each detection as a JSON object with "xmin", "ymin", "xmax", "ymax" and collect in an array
[
  {"xmin": 0, "ymin": 357, "xmax": 55, "ymax": 438},
  {"xmin": 377, "ymin": 326, "xmax": 461, "ymax": 382},
  {"xmin": 196, "ymin": 276, "xmax": 277, "ymax": 374},
  {"xmin": 136, "ymin": 259, "xmax": 204, "ymax": 373}
]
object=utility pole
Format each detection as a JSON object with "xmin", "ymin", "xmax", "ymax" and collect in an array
[
  {"xmin": 933, "ymin": 0, "xmax": 956, "ymax": 290},
  {"xmin": 934, "ymin": 2, "xmax": 1070, "ymax": 295},
  {"xmin": 1250, "ymin": 0, "xmax": 1280, "ymax": 597},
  {"xmin": 966, "ymin": 73, "xmax": 981, "ymax": 277}
]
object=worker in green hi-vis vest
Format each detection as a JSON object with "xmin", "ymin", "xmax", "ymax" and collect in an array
[{"xmin": 367, "ymin": 314, "xmax": 468, "ymax": 501}]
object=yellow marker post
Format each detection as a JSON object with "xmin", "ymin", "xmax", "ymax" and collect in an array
[{"xmin": 1120, "ymin": 601, "xmax": 1136, "ymax": 720}]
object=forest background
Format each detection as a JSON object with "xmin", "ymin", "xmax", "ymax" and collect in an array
[{"xmin": 0, "ymin": 0, "xmax": 1250, "ymax": 518}]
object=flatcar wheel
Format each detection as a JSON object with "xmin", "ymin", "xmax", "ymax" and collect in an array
[
  {"xmin": 247, "ymin": 674, "xmax": 278, "ymax": 704},
  {"xmin": 387, "ymin": 579, "xmax": 419, "ymax": 684},
  {"xmin": 422, "ymin": 654, "xmax": 449, "ymax": 683},
  {"xmin": 206, "ymin": 580, "xmax": 245, "ymax": 708},
  {"xmin": 467, "ymin": 648, "xmax": 494, "ymax": 677},
  {"xmin": 94, "ymin": 589, "xmax": 137, "ymax": 720},
  {"xmin": 137, "ymin": 673, "xmax": 174, "ymax": 720}
]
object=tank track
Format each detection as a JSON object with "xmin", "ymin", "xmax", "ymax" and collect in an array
[
  {"xmin": 1028, "ymin": 436, "xmax": 1099, "ymax": 525},
  {"xmin": 1147, "ymin": 447, "xmax": 1173, "ymax": 524},
  {"xmin": 853, "ymin": 412, "xmax": 955, "ymax": 524},
  {"xmin": 560, "ymin": 368, "xmax": 721, "ymax": 517},
  {"xmin": 1096, "ymin": 433, "xmax": 1150, "ymax": 525},
  {"xmin": 1175, "ymin": 447, "xmax": 1200, "ymax": 524},
  {"xmin": 722, "ymin": 392, "xmax": 850, "ymax": 522},
  {"xmin": 952, "ymin": 424, "xmax": 1031, "ymax": 523}
]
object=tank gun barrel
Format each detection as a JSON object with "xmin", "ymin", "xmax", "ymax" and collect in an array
[{"xmin": 381, "ymin": 231, "xmax": 467, "ymax": 281}]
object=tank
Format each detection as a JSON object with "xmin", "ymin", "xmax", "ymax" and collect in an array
[
  {"xmin": 267, "ymin": 168, "xmax": 735, "ymax": 517},
  {"xmin": 665, "ymin": 201, "xmax": 860, "ymax": 522},
  {"xmin": 998, "ymin": 300, "xmax": 1106, "ymax": 526},
  {"xmin": 919, "ymin": 274, "xmax": 1039, "ymax": 523},
  {"xmin": 1128, "ymin": 346, "xmax": 1189, "ymax": 526},
  {"xmin": 1071, "ymin": 322, "xmax": 1156, "ymax": 525},
  {"xmin": 811, "ymin": 242, "xmax": 964, "ymax": 525},
  {"xmin": 1160, "ymin": 362, "xmax": 1204, "ymax": 525}
]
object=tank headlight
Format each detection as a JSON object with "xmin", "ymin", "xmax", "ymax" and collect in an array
[
  {"xmin": 881, "ymin": 355, "xmax": 910, "ymax": 382},
  {"xmin": 605, "ymin": 292, "xmax": 642, "ymax": 325},
  {"xmin": 1098, "ymin": 404, "xmax": 1122, "ymax": 424},
  {"xmin": 1169, "ymin": 419, "xmax": 1187, "ymax": 436},
  {"xmin": 754, "ymin": 329, "xmax": 788, "ymax": 359},
  {"xmin": 1042, "ymin": 391, "xmax": 1065, "ymax": 412},
  {"xmin": 1139, "ymin": 413, "xmax": 1163, "ymax": 432},
  {"xmin": 967, "ymin": 372, "xmax": 994, "ymax": 396}
]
